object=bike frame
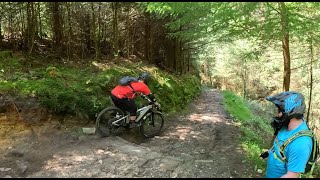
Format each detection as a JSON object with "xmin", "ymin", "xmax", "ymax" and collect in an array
[
  {"xmin": 111, "ymin": 104, "xmax": 153, "ymax": 126},
  {"xmin": 135, "ymin": 104, "xmax": 153, "ymax": 123},
  {"xmin": 109, "ymin": 94, "xmax": 157, "ymax": 127}
]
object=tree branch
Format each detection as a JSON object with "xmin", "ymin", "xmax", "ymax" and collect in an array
[{"xmin": 266, "ymin": 2, "xmax": 281, "ymax": 15}]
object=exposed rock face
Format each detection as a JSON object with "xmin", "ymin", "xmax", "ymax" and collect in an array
[{"xmin": 0, "ymin": 94, "xmax": 49, "ymax": 124}]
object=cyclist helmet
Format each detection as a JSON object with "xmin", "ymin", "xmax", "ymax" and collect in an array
[
  {"xmin": 266, "ymin": 91, "xmax": 306, "ymax": 121},
  {"xmin": 138, "ymin": 72, "xmax": 151, "ymax": 84}
]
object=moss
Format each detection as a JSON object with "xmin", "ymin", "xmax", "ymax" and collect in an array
[{"xmin": 0, "ymin": 55, "xmax": 202, "ymax": 120}]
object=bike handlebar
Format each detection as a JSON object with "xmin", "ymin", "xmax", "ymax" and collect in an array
[
  {"xmin": 141, "ymin": 94, "xmax": 161, "ymax": 111},
  {"xmin": 141, "ymin": 94, "xmax": 152, "ymax": 102}
]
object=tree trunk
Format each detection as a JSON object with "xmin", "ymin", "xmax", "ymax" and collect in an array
[
  {"xmin": 26, "ymin": 2, "xmax": 36, "ymax": 54},
  {"xmin": 180, "ymin": 42, "xmax": 183, "ymax": 74},
  {"xmin": 0, "ymin": 17, "xmax": 2, "ymax": 41},
  {"xmin": 126, "ymin": 5, "xmax": 131, "ymax": 58},
  {"xmin": 103, "ymin": 14, "xmax": 108, "ymax": 45},
  {"xmin": 307, "ymin": 39, "xmax": 313, "ymax": 123},
  {"xmin": 144, "ymin": 12, "xmax": 150, "ymax": 61},
  {"xmin": 20, "ymin": 3, "xmax": 25, "ymax": 49},
  {"xmin": 51, "ymin": 2, "xmax": 62, "ymax": 53},
  {"xmin": 27, "ymin": 2, "xmax": 31, "ymax": 51},
  {"xmin": 96, "ymin": 2, "xmax": 102, "ymax": 60},
  {"xmin": 66, "ymin": 2, "xmax": 72, "ymax": 60},
  {"xmin": 0, "ymin": 16, "xmax": 2, "ymax": 49},
  {"xmin": 9, "ymin": 14, "xmax": 13, "ymax": 41},
  {"xmin": 182, "ymin": 50, "xmax": 185, "ymax": 74},
  {"xmin": 28, "ymin": 2, "xmax": 37, "ymax": 55},
  {"xmin": 33, "ymin": 2, "xmax": 38, "ymax": 39},
  {"xmin": 179, "ymin": 40, "xmax": 183, "ymax": 74},
  {"xmin": 112, "ymin": 2, "xmax": 119, "ymax": 58},
  {"xmin": 92, "ymin": 2, "xmax": 101, "ymax": 60},
  {"xmin": 175, "ymin": 38, "xmax": 181, "ymax": 74},
  {"xmin": 83, "ymin": 13, "xmax": 91, "ymax": 56},
  {"xmin": 91, "ymin": 2, "xmax": 97, "ymax": 58},
  {"xmin": 279, "ymin": 2, "xmax": 291, "ymax": 92},
  {"xmin": 25, "ymin": 2, "xmax": 31, "ymax": 51},
  {"xmin": 172, "ymin": 39, "xmax": 177, "ymax": 72},
  {"xmin": 38, "ymin": 2, "xmax": 42, "ymax": 40},
  {"xmin": 165, "ymin": 38, "xmax": 175, "ymax": 72},
  {"xmin": 187, "ymin": 52, "xmax": 190, "ymax": 72},
  {"xmin": 243, "ymin": 65, "xmax": 247, "ymax": 99}
]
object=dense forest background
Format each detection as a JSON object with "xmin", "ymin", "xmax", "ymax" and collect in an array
[
  {"xmin": 0, "ymin": 2, "xmax": 195, "ymax": 74},
  {"xmin": 1, "ymin": 2, "xmax": 320, "ymax": 177},
  {"xmin": 0, "ymin": 2, "xmax": 320, "ymax": 129},
  {"xmin": 0, "ymin": 1, "xmax": 319, "ymax": 135}
]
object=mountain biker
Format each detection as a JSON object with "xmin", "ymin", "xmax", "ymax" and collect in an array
[
  {"xmin": 260, "ymin": 91, "xmax": 313, "ymax": 178},
  {"xmin": 110, "ymin": 72, "xmax": 160, "ymax": 128}
]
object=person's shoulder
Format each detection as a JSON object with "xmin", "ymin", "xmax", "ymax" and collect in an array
[
  {"xmin": 130, "ymin": 81, "xmax": 148, "ymax": 88},
  {"xmin": 301, "ymin": 120, "xmax": 311, "ymax": 130},
  {"xmin": 289, "ymin": 132, "xmax": 313, "ymax": 149},
  {"xmin": 131, "ymin": 81, "xmax": 142, "ymax": 85},
  {"xmin": 133, "ymin": 81, "xmax": 147, "ymax": 86}
]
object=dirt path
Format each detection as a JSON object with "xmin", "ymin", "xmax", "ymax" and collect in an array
[{"xmin": 0, "ymin": 88, "xmax": 261, "ymax": 178}]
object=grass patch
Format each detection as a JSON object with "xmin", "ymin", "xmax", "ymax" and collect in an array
[
  {"xmin": 222, "ymin": 90, "xmax": 273, "ymax": 175},
  {"xmin": 223, "ymin": 91, "xmax": 253, "ymax": 122},
  {"xmin": 0, "ymin": 52, "xmax": 202, "ymax": 121}
]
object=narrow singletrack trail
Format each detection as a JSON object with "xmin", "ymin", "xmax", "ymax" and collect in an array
[{"xmin": 0, "ymin": 88, "xmax": 261, "ymax": 178}]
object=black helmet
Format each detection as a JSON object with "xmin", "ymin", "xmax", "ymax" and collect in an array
[
  {"xmin": 266, "ymin": 91, "xmax": 306, "ymax": 132},
  {"xmin": 138, "ymin": 72, "xmax": 151, "ymax": 84},
  {"xmin": 266, "ymin": 91, "xmax": 306, "ymax": 118}
]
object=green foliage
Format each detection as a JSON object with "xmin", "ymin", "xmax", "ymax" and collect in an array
[
  {"xmin": 242, "ymin": 142, "xmax": 266, "ymax": 171},
  {"xmin": 140, "ymin": 2, "xmax": 227, "ymax": 55},
  {"xmin": 0, "ymin": 51, "xmax": 23, "ymax": 80},
  {"xmin": 223, "ymin": 90, "xmax": 274, "ymax": 174},
  {"xmin": 0, "ymin": 57, "xmax": 202, "ymax": 120},
  {"xmin": 139, "ymin": 2, "xmax": 174, "ymax": 17},
  {"xmin": 152, "ymin": 73, "xmax": 202, "ymax": 112},
  {"xmin": 0, "ymin": 50, "xmax": 13, "ymax": 59},
  {"xmin": 223, "ymin": 91, "xmax": 253, "ymax": 122},
  {"xmin": 142, "ymin": 2, "xmax": 320, "ymax": 84}
]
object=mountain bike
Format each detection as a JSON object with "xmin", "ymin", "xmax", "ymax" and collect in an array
[{"xmin": 95, "ymin": 94, "xmax": 164, "ymax": 138}]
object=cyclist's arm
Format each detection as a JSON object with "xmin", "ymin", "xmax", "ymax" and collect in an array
[
  {"xmin": 134, "ymin": 82, "xmax": 158, "ymax": 102},
  {"xmin": 136, "ymin": 83, "xmax": 151, "ymax": 96}
]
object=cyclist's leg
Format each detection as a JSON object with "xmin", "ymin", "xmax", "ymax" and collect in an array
[
  {"xmin": 121, "ymin": 99, "xmax": 138, "ymax": 125},
  {"xmin": 111, "ymin": 94, "xmax": 125, "ymax": 112}
]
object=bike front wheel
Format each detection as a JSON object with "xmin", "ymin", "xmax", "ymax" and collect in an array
[
  {"xmin": 140, "ymin": 111, "xmax": 164, "ymax": 138},
  {"xmin": 95, "ymin": 107, "xmax": 125, "ymax": 137}
]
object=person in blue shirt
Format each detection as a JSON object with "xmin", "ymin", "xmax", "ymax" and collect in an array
[{"xmin": 260, "ymin": 91, "xmax": 313, "ymax": 178}]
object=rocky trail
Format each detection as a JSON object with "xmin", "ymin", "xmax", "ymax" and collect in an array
[{"xmin": 0, "ymin": 88, "xmax": 261, "ymax": 178}]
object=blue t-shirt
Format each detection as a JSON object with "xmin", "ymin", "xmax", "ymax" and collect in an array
[{"xmin": 265, "ymin": 120, "xmax": 313, "ymax": 178}]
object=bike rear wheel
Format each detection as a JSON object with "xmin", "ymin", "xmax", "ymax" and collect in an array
[
  {"xmin": 140, "ymin": 111, "xmax": 164, "ymax": 138},
  {"xmin": 95, "ymin": 107, "xmax": 125, "ymax": 137}
]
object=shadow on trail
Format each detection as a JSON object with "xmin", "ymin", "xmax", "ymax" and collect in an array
[
  {"xmin": 0, "ymin": 88, "xmax": 262, "ymax": 178},
  {"xmin": 117, "ymin": 88, "xmax": 262, "ymax": 178}
]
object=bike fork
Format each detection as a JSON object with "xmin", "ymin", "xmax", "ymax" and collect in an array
[
  {"xmin": 144, "ymin": 112, "xmax": 154, "ymax": 127},
  {"xmin": 150, "ymin": 113, "xmax": 155, "ymax": 127}
]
